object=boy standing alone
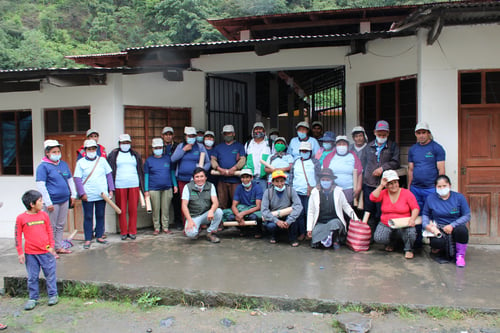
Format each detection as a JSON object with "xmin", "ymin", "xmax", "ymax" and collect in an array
[{"xmin": 15, "ymin": 190, "xmax": 59, "ymax": 310}]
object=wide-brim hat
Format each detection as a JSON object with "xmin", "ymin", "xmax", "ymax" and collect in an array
[{"xmin": 318, "ymin": 168, "xmax": 337, "ymax": 179}]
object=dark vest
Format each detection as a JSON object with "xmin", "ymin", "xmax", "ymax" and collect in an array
[
  {"xmin": 318, "ymin": 190, "xmax": 338, "ymax": 224},
  {"xmin": 187, "ymin": 181, "xmax": 213, "ymax": 217}
]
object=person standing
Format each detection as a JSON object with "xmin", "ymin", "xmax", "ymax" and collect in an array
[
  {"xmin": 144, "ymin": 138, "xmax": 178, "ymax": 235},
  {"xmin": 244, "ymin": 122, "xmax": 271, "ymax": 192},
  {"xmin": 362, "ymin": 120, "xmax": 400, "ymax": 235},
  {"xmin": 74, "ymin": 140, "xmax": 115, "ymax": 249},
  {"xmin": 311, "ymin": 120, "xmax": 324, "ymax": 141},
  {"xmin": 408, "ymin": 122, "xmax": 446, "ymax": 248},
  {"xmin": 107, "ymin": 134, "xmax": 144, "ymax": 241},
  {"xmin": 211, "ymin": 124, "xmax": 246, "ymax": 209},
  {"xmin": 349, "ymin": 126, "xmax": 369, "ymax": 169},
  {"xmin": 314, "ymin": 131, "xmax": 336, "ymax": 168},
  {"xmin": 77, "ymin": 129, "xmax": 107, "ymax": 160},
  {"xmin": 203, "ymin": 130, "xmax": 219, "ymax": 187},
  {"xmin": 287, "ymin": 121, "xmax": 320, "ymax": 159},
  {"xmin": 36, "ymin": 139, "xmax": 76, "ymax": 257},
  {"xmin": 264, "ymin": 137, "xmax": 294, "ymax": 186},
  {"xmin": 162, "ymin": 126, "xmax": 182, "ymax": 230}
]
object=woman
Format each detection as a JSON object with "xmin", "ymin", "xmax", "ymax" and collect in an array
[
  {"xmin": 328, "ymin": 135, "xmax": 363, "ymax": 205},
  {"xmin": 307, "ymin": 168, "xmax": 358, "ymax": 249},
  {"xmin": 144, "ymin": 138, "xmax": 178, "ymax": 235},
  {"xmin": 422, "ymin": 175, "xmax": 470, "ymax": 267},
  {"xmin": 36, "ymin": 139, "xmax": 76, "ymax": 256},
  {"xmin": 107, "ymin": 134, "xmax": 145, "ymax": 240},
  {"xmin": 370, "ymin": 170, "xmax": 419, "ymax": 259},
  {"xmin": 74, "ymin": 140, "xmax": 115, "ymax": 249},
  {"xmin": 314, "ymin": 131, "xmax": 336, "ymax": 168},
  {"xmin": 264, "ymin": 137, "xmax": 294, "ymax": 186}
]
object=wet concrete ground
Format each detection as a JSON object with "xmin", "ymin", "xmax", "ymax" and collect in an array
[{"xmin": 1, "ymin": 229, "xmax": 499, "ymax": 311}]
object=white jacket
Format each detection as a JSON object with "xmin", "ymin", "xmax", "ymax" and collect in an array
[{"xmin": 307, "ymin": 186, "xmax": 358, "ymax": 231}]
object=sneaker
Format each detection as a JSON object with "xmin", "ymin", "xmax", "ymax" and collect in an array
[
  {"xmin": 207, "ymin": 233, "xmax": 220, "ymax": 243},
  {"xmin": 120, "ymin": 235, "xmax": 127, "ymax": 241},
  {"xmin": 24, "ymin": 299, "xmax": 38, "ymax": 311},
  {"xmin": 128, "ymin": 234, "xmax": 136, "ymax": 240},
  {"xmin": 48, "ymin": 295, "xmax": 59, "ymax": 306},
  {"xmin": 456, "ymin": 255, "xmax": 466, "ymax": 267}
]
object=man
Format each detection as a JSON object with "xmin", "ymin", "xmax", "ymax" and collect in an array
[
  {"xmin": 245, "ymin": 122, "xmax": 271, "ymax": 192},
  {"xmin": 182, "ymin": 167, "xmax": 223, "ymax": 243},
  {"xmin": 196, "ymin": 128, "xmax": 205, "ymax": 144},
  {"xmin": 261, "ymin": 170, "xmax": 302, "ymax": 246},
  {"xmin": 361, "ymin": 120, "xmax": 400, "ymax": 235},
  {"xmin": 77, "ymin": 129, "xmax": 107, "ymax": 160},
  {"xmin": 311, "ymin": 121, "xmax": 324, "ymax": 141},
  {"xmin": 161, "ymin": 126, "xmax": 182, "ymax": 230},
  {"xmin": 408, "ymin": 122, "xmax": 446, "ymax": 247},
  {"xmin": 287, "ymin": 121, "xmax": 320, "ymax": 159},
  {"xmin": 349, "ymin": 126, "xmax": 369, "ymax": 169},
  {"xmin": 222, "ymin": 169, "xmax": 263, "ymax": 237},
  {"xmin": 211, "ymin": 124, "xmax": 246, "ymax": 209}
]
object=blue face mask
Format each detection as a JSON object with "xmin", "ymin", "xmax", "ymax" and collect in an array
[
  {"xmin": 153, "ymin": 149, "xmax": 163, "ymax": 156},
  {"xmin": 196, "ymin": 136, "xmax": 204, "ymax": 143},
  {"xmin": 297, "ymin": 132, "xmax": 307, "ymax": 140},
  {"xmin": 323, "ymin": 142, "xmax": 333, "ymax": 151},
  {"xmin": 49, "ymin": 154, "xmax": 61, "ymax": 162},
  {"xmin": 186, "ymin": 137, "xmax": 196, "ymax": 145},
  {"xmin": 300, "ymin": 152, "xmax": 310, "ymax": 160},
  {"xmin": 274, "ymin": 185, "xmax": 286, "ymax": 192},
  {"xmin": 320, "ymin": 180, "xmax": 332, "ymax": 189},
  {"xmin": 120, "ymin": 144, "xmax": 131, "ymax": 152}
]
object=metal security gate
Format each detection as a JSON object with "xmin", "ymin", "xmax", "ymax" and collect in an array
[{"xmin": 206, "ymin": 76, "xmax": 248, "ymax": 143}]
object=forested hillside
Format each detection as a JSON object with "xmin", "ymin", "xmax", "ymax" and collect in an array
[{"xmin": 0, "ymin": 0, "xmax": 458, "ymax": 69}]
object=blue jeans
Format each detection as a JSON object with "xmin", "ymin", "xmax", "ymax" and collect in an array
[
  {"xmin": 185, "ymin": 208, "xmax": 223, "ymax": 238},
  {"xmin": 26, "ymin": 253, "xmax": 57, "ymax": 300},
  {"xmin": 410, "ymin": 186, "xmax": 435, "ymax": 248},
  {"xmin": 296, "ymin": 194, "xmax": 309, "ymax": 236},
  {"xmin": 265, "ymin": 220, "xmax": 299, "ymax": 242},
  {"xmin": 82, "ymin": 200, "xmax": 106, "ymax": 241}
]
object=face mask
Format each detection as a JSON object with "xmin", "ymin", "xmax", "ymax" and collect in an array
[
  {"xmin": 196, "ymin": 136, "xmax": 204, "ymax": 143},
  {"xmin": 297, "ymin": 132, "xmax": 307, "ymax": 140},
  {"xmin": 436, "ymin": 187, "xmax": 450, "ymax": 197},
  {"xmin": 242, "ymin": 181, "xmax": 252, "ymax": 188},
  {"xmin": 270, "ymin": 134, "xmax": 278, "ymax": 142},
  {"xmin": 323, "ymin": 142, "xmax": 333, "ymax": 151},
  {"xmin": 204, "ymin": 139, "xmax": 214, "ymax": 147},
  {"xmin": 223, "ymin": 135, "xmax": 233, "ymax": 143},
  {"xmin": 376, "ymin": 136, "xmax": 387, "ymax": 144},
  {"xmin": 274, "ymin": 143, "xmax": 286, "ymax": 152},
  {"xmin": 300, "ymin": 152, "xmax": 310, "ymax": 160},
  {"xmin": 120, "ymin": 144, "xmax": 131, "ymax": 152},
  {"xmin": 86, "ymin": 151, "xmax": 97, "ymax": 159},
  {"xmin": 186, "ymin": 137, "xmax": 196, "ymax": 145},
  {"xmin": 194, "ymin": 184, "xmax": 204, "ymax": 191},
  {"xmin": 274, "ymin": 185, "xmax": 286, "ymax": 192},
  {"xmin": 336, "ymin": 146, "xmax": 348, "ymax": 155},
  {"xmin": 320, "ymin": 180, "xmax": 332, "ymax": 189},
  {"xmin": 253, "ymin": 132, "xmax": 265, "ymax": 139},
  {"xmin": 153, "ymin": 149, "xmax": 163, "ymax": 156},
  {"xmin": 49, "ymin": 154, "xmax": 61, "ymax": 162}
]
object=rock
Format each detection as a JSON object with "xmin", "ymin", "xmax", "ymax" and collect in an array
[
  {"xmin": 336, "ymin": 312, "xmax": 372, "ymax": 333},
  {"xmin": 250, "ymin": 311, "xmax": 258, "ymax": 316},
  {"xmin": 287, "ymin": 324, "xmax": 294, "ymax": 329},
  {"xmin": 146, "ymin": 329, "xmax": 153, "ymax": 332},
  {"xmin": 159, "ymin": 317, "xmax": 175, "ymax": 328},
  {"xmin": 221, "ymin": 318, "xmax": 235, "ymax": 327}
]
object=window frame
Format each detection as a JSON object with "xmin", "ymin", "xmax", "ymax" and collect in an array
[
  {"xmin": 43, "ymin": 106, "xmax": 91, "ymax": 135},
  {"xmin": 0, "ymin": 109, "xmax": 33, "ymax": 176}
]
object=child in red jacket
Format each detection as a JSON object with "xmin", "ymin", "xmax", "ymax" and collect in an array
[{"xmin": 15, "ymin": 190, "xmax": 59, "ymax": 311}]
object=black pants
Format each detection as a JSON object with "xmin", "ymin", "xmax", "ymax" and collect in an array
[{"xmin": 430, "ymin": 224, "xmax": 469, "ymax": 249}]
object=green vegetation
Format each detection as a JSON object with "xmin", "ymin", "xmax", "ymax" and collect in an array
[
  {"xmin": 136, "ymin": 292, "xmax": 162, "ymax": 309},
  {"xmin": 396, "ymin": 305, "xmax": 416, "ymax": 319},
  {"xmin": 0, "ymin": 0, "xmax": 462, "ymax": 69},
  {"xmin": 426, "ymin": 306, "xmax": 465, "ymax": 320},
  {"xmin": 62, "ymin": 281, "xmax": 101, "ymax": 299}
]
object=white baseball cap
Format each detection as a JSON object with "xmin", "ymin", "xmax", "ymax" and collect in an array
[
  {"xmin": 118, "ymin": 134, "xmax": 131, "ymax": 142},
  {"xmin": 44, "ymin": 139, "xmax": 62, "ymax": 149},
  {"xmin": 184, "ymin": 126, "xmax": 197, "ymax": 135},
  {"xmin": 382, "ymin": 170, "xmax": 399, "ymax": 182},
  {"xmin": 222, "ymin": 124, "xmax": 235, "ymax": 133},
  {"xmin": 415, "ymin": 122, "xmax": 430, "ymax": 132},
  {"xmin": 152, "ymin": 138, "xmax": 163, "ymax": 147},
  {"xmin": 162, "ymin": 126, "xmax": 174, "ymax": 134},
  {"xmin": 86, "ymin": 129, "xmax": 98, "ymax": 137},
  {"xmin": 298, "ymin": 141, "xmax": 312, "ymax": 151},
  {"xmin": 84, "ymin": 139, "xmax": 98, "ymax": 148}
]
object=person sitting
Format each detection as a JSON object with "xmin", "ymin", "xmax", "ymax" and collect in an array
[
  {"xmin": 422, "ymin": 175, "xmax": 470, "ymax": 267},
  {"xmin": 222, "ymin": 169, "xmax": 263, "ymax": 237},
  {"xmin": 181, "ymin": 167, "xmax": 222, "ymax": 243},
  {"xmin": 307, "ymin": 168, "xmax": 359, "ymax": 250},
  {"xmin": 261, "ymin": 170, "xmax": 303, "ymax": 246},
  {"xmin": 370, "ymin": 170, "xmax": 419, "ymax": 259}
]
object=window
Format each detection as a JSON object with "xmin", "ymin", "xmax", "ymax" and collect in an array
[
  {"xmin": 460, "ymin": 70, "xmax": 500, "ymax": 105},
  {"xmin": 44, "ymin": 107, "xmax": 90, "ymax": 134},
  {"xmin": 359, "ymin": 76, "xmax": 417, "ymax": 146},
  {"xmin": 124, "ymin": 106, "xmax": 191, "ymax": 159},
  {"xmin": 0, "ymin": 110, "xmax": 33, "ymax": 175}
]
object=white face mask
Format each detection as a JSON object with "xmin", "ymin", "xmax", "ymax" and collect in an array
[
  {"xmin": 336, "ymin": 146, "xmax": 348, "ymax": 155},
  {"xmin": 86, "ymin": 151, "xmax": 97, "ymax": 159},
  {"xmin": 204, "ymin": 139, "xmax": 214, "ymax": 147},
  {"xmin": 436, "ymin": 187, "xmax": 450, "ymax": 197},
  {"xmin": 120, "ymin": 144, "xmax": 131, "ymax": 152},
  {"xmin": 153, "ymin": 149, "xmax": 163, "ymax": 156},
  {"xmin": 49, "ymin": 154, "xmax": 61, "ymax": 162},
  {"xmin": 376, "ymin": 136, "xmax": 387, "ymax": 144}
]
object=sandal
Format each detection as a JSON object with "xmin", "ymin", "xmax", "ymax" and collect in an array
[
  {"xmin": 83, "ymin": 241, "xmax": 91, "ymax": 249},
  {"xmin": 385, "ymin": 245, "xmax": 394, "ymax": 252},
  {"xmin": 291, "ymin": 242, "xmax": 300, "ymax": 247},
  {"xmin": 0, "ymin": 323, "xmax": 7, "ymax": 330},
  {"xmin": 56, "ymin": 248, "xmax": 72, "ymax": 254},
  {"xmin": 96, "ymin": 238, "xmax": 108, "ymax": 244},
  {"xmin": 269, "ymin": 238, "xmax": 277, "ymax": 244},
  {"xmin": 405, "ymin": 251, "xmax": 414, "ymax": 259}
]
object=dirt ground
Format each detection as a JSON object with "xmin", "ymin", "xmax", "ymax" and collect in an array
[{"xmin": 0, "ymin": 295, "xmax": 498, "ymax": 333}]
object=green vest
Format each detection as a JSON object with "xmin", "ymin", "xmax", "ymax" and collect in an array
[{"xmin": 187, "ymin": 181, "xmax": 213, "ymax": 217}]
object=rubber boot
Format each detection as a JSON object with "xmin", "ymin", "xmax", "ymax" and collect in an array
[{"xmin": 455, "ymin": 243, "xmax": 467, "ymax": 267}]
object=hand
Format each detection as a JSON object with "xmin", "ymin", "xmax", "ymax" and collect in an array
[
  {"xmin": 380, "ymin": 177, "xmax": 388, "ymax": 188},
  {"xmin": 408, "ymin": 218, "xmax": 416, "ymax": 227},
  {"xmin": 186, "ymin": 219, "xmax": 195, "ymax": 231},
  {"xmin": 70, "ymin": 198, "xmax": 76, "ymax": 207},
  {"xmin": 307, "ymin": 231, "xmax": 312, "ymax": 239},
  {"xmin": 18, "ymin": 253, "xmax": 25, "ymax": 264},
  {"xmin": 108, "ymin": 191, "xmax": 113, "ymax": 200},
  {"xmin": 443, "ymin": 224, "xmax": 454, "ymax": 234},
  {"xmin": 235, "ymin": 212, "xmax": 245, "ymax": 222},
  {"xmin": 144, "ymin": 191, "xmax": 150, "ymax": 197},
  {"xmin": 173, "ymin": 186, "xmax": 178, "ymax": 194},
  {"xmin": 48, "ymin": 247, "xmax": 57, "ymax": 257},
  {"xmin": 183, "ymin": 144, "xmax": 193, "ymax": 152},
  {"xmin": 47, "ymin": 205, "xmax": 55, "ymax": 212},
  {"xmin": 372, "ymin": 167, "xmax": 383, "ymax": 177},
  {"xmin": 277, "ymin": 220, "xmax": 289, "ymax": 229},
  {"xmin": 81, "ymin": 194, "xmax": 88, "ymax": 202},
  {"xmin": 207, "ymin": 210, "xmax": 214, "ymax": 221},
  {"xmin": 354, "ymin": 188, "xmax": 361, "ymax": 199}
]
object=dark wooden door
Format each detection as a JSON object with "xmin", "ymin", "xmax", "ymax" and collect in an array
[{"xmin": 460, "ymin": 106, "xmax": 500, "ymax": 244}]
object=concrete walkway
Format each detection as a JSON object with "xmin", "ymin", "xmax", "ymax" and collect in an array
[{"xmin": 1, "ymin": 229, "xmax": 499, "ymax": 311}]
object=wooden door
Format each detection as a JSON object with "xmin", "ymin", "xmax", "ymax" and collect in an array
[
  {"xmin": 46, "ymin": 134, "xmax": 86, "ymax": 239},
  {"xmin": 459, "ymin": 106, "xmax": 500, "ymax": 244}
]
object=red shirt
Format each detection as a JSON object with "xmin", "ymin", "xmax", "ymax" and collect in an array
[
  {"xmin": 15, "ymin": 211, "xmax": 54, "ymax": 255},
  {"xmin": 369, "ymin": 188, "xmax": 419, "ymax": 227}
]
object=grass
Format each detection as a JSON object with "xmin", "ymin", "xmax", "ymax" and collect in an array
[
  {"xmin": 396, "ymin": 305, "xmax": 416, "ymax": 319},
  {"xmin": 62, "ymin": 282, "xmax": 100, "ymax": 299},
  {"xmin": 426, "ymin": 307, "xmax": 465, "ymax": 320},
  {"xmin": 136, "ymin": 292, "xmax": 162, "ymax": 309}
]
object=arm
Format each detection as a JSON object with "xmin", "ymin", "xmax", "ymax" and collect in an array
[
  {"xmin": 451, "ymin": 193, "xmax": 471, "ymax": 228},
  {"xmin": 286, "ymin": 188, "xmax": 303, "ymax": 224},
  {"xmin": 144, "ymin": 173, "xmax": 150, "ymax": 193},
  {"xmin": 437, "ymin": 161, "xmax": 445, "ymax": 175},
  {"xmin": 381, "ymin": 142, "xmax": 400, "ymax": 171},
  {"xmin": 211, "ymin": 155, "xmax": 219, "ymax": 170},
  {"xmin": 238, "ymin": 200, "xmax": 261, "ymax": 218},
  {"xmin": 36, "ymin": 181, "xmax": 53, "ymax": 208},
  {"xmin": 181, "ymin": 199, "xmax": 195, "ymax": 230},
  {"xmin": 234, "ymin": 156, "xmax": 246, "ymax": 170},
  {"xmin": 170, "ymin": 144, "xmax": 185, "ymax": 163},
  {"xmin": 260, "ymin": 190, "xmax": 276, "ymax": 223},
  {"xmin": 369, "ymin": 178, "xmax": 387, "ymax": 202},
  {"xmin": 306, "ymin": 189, "xmax": 318, "ymax": 233},
  {"xmin": 407, "ymin": 162, "xmax": 414, "ymax": 190}
]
